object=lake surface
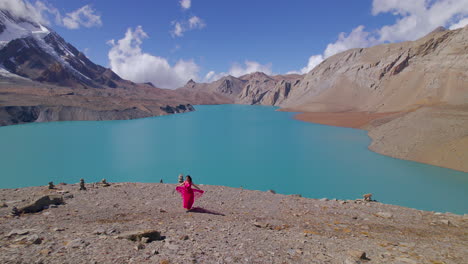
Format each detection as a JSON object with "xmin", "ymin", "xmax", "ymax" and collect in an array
[{"xmin": 0, "ymin": 105, "xmax": 467, "ymax": 213}]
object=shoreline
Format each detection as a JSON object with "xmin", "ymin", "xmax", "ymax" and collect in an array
[{"xmin": 280, "ymin": 107, "xmax": 468, "ymax": 173}]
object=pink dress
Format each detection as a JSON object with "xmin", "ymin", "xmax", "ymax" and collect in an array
[{"xmin": 175, "ymin": 181, "xmax": 204, "ymax": 209}]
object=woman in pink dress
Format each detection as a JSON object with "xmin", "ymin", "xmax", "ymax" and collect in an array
[{"xmin": 176, "ymin": 175, "xmax": 204, "ymax": 211}]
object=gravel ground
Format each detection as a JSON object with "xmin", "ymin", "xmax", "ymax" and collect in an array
[{"xmin": 0, "ymin": 182, "xmax": 466, "ymax": 264}]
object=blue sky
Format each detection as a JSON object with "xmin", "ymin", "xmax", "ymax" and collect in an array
[{"xmin": 3, "ymin": 0, "xmax": 468, "ymax": 88}]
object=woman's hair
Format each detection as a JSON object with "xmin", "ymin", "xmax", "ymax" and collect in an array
[{"xmin": 186, "ymin": 175, "xmax": 192, "ymax": 183}]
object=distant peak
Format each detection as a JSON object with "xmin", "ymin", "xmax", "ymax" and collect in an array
[
  {"xmin": 429, "ymin": 26, "xmax": 446, "ymax": 34},
  {"xmin": 186, "ymin": 79, "xmax": 196, "ymax": 84}
]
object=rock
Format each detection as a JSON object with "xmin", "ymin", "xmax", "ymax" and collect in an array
[
  {"xmin": 179, "ymin": 235, "xmax": 189, "ymax": 240},
  {"xmin": 375, "ymin": 212, "xmax": 393, "ymax": 219},
  {"xmin": 64, "ymin": 193, "xmax": 74, "ymax": 199},
  {"xmin": 439, "ymin": 219, "xmax": 450, "ymax": 226},
  {"xmin": 347, "ymin": 250, "xmax": 368, "ymax": 260},
  {"xmin": 93, "ymin": 228, "xmax": 106, "ymax": 235},
  {"xmin": 134, "ymin": 243, "xmax": 145, "ymax": 250},
  {"xmin": 141, "ymin": 237, "xmax": 149, "ymax": 243},
  {"xmin": 267, "ymin": 190, "xmax": 276, "ymax": 194},
  {"xmin": 166, "ymin": 244, "xmax": 179, "ymax": 251},
  {"xmin": 53, "ymin": 228, "xmax": 65, "ymax": 232},
  {"xmin": 1, "ymin": 202, "xmax": 7, "ymax": 208},
  {"xmin": 394, "ymin": 257, "xmax": 418, "ymax": 264},
  {"xmin": 19, "ymin": 195, "xmax": 64, "ymax": 214},
  {"xmin": 7, "ymin": 229, "xmax": 36, "ymax": 237},
  {"xmin": 151, "ymin": 249, "xmax": 159, "ymax": 255},
  {"xmin": 48, "ymin": 181, "xmax": 55, "ymax": 189},
  {"xmin": 49, "ymin": 204, "xmax": 58, "ymax": 208},
  {"xmin": 116, "ymin": 230, "xmax": 163, "ymax": 243},
  {"xmin": 66, "ymin": 239, "xmax": 89, "ymax": 249},
  {"xmin": 27, "ymin": 234, "xmax": 42, "ymax": 244},
  {"xmin": 319, "ymin": 198, "xmax": 329, "ymax": 201},
  {"xmin": 160, "ymin": 260, "xmax": 170, "ymax": 264}
]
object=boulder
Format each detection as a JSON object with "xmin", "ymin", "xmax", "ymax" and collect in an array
[
  {"xmin": 19, "ymin": 195, "xmax": 64, "ymax": 214},
  {"xmin": 7, "ymin": 229, "xmax": 36, "ymax": 237},
  {"xmin": 375, "ymin": 212, "xmax": 393, "ymax": 219},
  {"xmin": 116, "ymin": 230, "xmax": 163, "ymax": 243}
]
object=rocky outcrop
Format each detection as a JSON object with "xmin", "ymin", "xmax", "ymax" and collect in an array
[
  {"xmin": 159, "ymin": 104, "xmax": 195, "ymax": 114},
  {"xmin": 18, "ymin": 195, "xmax": 64, "ymax": 214}
]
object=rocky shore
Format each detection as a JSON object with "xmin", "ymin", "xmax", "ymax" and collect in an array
[{"xmin": 0, "ymin": 182, "xmax": 466, "ymax": 263}]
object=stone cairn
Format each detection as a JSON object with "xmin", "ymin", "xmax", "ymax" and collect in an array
[
  {"xmin": 48, "ymin": 181, "xmax": 55, "ymax": 190},
  {"xmin": 178, "ymin": 174, "xmax": 184, "ymax": 183},
  {"xmin": 79, "ymin": 178, "xmax": 86, "ymax": 191},
  {"xmin": 11, "ymin": 206, "xmax": 19, "ymax": 216},
  {"xmin": 363, "ymin": 193, "xmax": 373, "ymax": 202},
  {"xmin": 101, "ymin": 179, "xmax": 110, "ymax": 187},
  {"xmin": 160, "ymin": 179, "xmax": 163, "ymax": 183}
]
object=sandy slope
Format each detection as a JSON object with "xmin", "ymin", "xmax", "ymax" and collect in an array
[
  {"xmin": 281, "ymin": 105, "xmax": 468, "ymax": 172},
  {"xmin": 0, "ymin": 183, "xmax": 467, "ymax": 264}
]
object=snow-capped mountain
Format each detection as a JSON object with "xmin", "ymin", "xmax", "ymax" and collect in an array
[{"xmin": 0, "ymin": 10, "xmax": 124, "ymax": 88}]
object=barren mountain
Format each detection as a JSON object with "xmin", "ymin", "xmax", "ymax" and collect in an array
[
  {"xmin": 0, "ymin": 10, "xmax": 228, "ymax": 126},
  {"xmin": 178, "ymin": 72, "xmax": 303, "ymax": 106},
  {"xmin": 282, "ymin": 26, "xmax": 468, "ymax": 112}
]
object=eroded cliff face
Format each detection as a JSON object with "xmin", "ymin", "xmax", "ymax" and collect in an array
[
  {"xmin": 178, "ymin": 72, "xmax": 303, "ymax": 106},
  {"xmin": 0, "ymin": 104, "xmax": 195, "ymax": 127}
]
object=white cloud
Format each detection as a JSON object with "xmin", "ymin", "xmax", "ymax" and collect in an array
[
  {"xmin": 203, "ymin": 61, "xmax": 273, "ymax": 82},
  {"xmin": 229, "ymin": 61, "xmax": 272, "ymax": 77},
  {"xmin": 188, "ymin": 16, "xmax": 205, "ymax": 29},
  {"xmin": 373, "ymin": 0, "xmax": 468, "ymax": 42},
  {"xmin": 108, "ymin": 26, "xmax": 200, "ymax": 89},
  {"xmin": 0, "ymin": 0, "xmax": 60, "ymax": 25},
  {"xmin": 324, "ymin": 25, "xmax": 378, "ymax": 58},
  {"xmin": 171, "ymin": 21, "xmax": 184, "ymax": 37},
  {"xmin": 171, "ymin": 16, "xmax": 206, "ymax": 37},
  {"xmin": 0, "ymin": 0, "xmax": 102, "ymax": 30},
  {"xmin": 291, "ymin": 0, "xmax": 468, "ymax": 74},
  {"xmin": 180, "ymin": 0, "xmax": 191, "ymax": 10},
  {"xmin": 62, "ymin": 5, "xmax": 102, "ymax": 29},
  {"xmin": 449, "ymin": 17, "xmax": 468, "ymax": 29},
  {"xmin": 300, "ymin": 55, "xmax": 324, "ymax": 74}
]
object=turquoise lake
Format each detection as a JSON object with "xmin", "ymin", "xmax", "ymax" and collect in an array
[{"xmin": 0, "ymin": 105, "xmax": 467, "ymax": 214}]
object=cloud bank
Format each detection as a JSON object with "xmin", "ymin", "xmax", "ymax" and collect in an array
[
  {"xmin": 108, "ymin": 26, "xmax": 200, "ymax": 89},
  {"xmin": 0, "ymin": 0, "xmax": 101, "ymax": 30},
  {"xmin": 292, "ymin": 0, "xmax": 468, "ymax": 74}
]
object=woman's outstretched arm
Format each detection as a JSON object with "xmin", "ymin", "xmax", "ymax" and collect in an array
[{"xmin": 192, "ymin": 183, "xmax": 201, "ymax": 190}]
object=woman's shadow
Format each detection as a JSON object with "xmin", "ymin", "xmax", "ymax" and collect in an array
[{"xmin": 188, "ymin": 207, "xmax": 225, "ymax": 216}]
